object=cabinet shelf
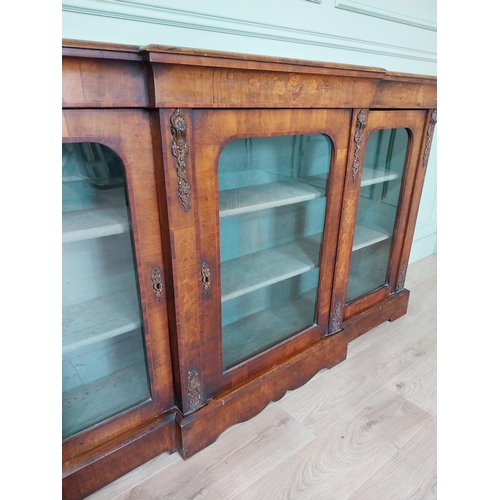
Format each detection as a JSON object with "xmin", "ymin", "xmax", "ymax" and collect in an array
[
  {"xmin": 62, "ymin": 187, "xmax": 130, "ymax": 243},
  {"xmin": 218, "ymin": 169, "xmax": 396, "ymax": 219},
  {"xmin": 62, "ymin": 288, "xmax": 141, "ymax": 354},
  {"xmin": 219, "ymin": 175, "xmax": 327, "ymax": 217},
  {"xmin": 360, "ymin": 167, "xmax": 398, "ymax": 187},
  {"xmin": 352, "ymin": 224, "xmax": 390, "ymax": 251},
  {"xmin": 221, "ymin": 233, "xmax": 323, "ymax": 303},
  {"xmin": 222, "ymin": 222, "xmax": 389, "ymax": 304},
  {"xmin": 62, "ymin": 206, "xmax": 130, "ymax": 243}
]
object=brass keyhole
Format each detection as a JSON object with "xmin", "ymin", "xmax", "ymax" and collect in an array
[
  {"xmin": 201, "ymin": 261, "xmax": 211, "ymax": 294},
  {"xmin": 152, "ymin": 267, "xmax": 163, "ymax": 301}
]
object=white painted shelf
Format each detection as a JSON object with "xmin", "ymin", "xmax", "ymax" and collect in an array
[
  {"xmin": 62, "ymin": 206, "xmax": 130, "ymax": 243},
  {"xmin": 360, "ymin": 167, "xmax": 398, "ymax": 187},
  {"xmin": 62, "ymin": 174, "xmax": 89, "ymax": 183},
  {"xmin": 218, "ymin": 169, "xmax": 396, "ymax": 218},
  {"xmin": 223, "ymin": 288, "xmax": 317, "ymax": 368},
  {"xmin": 352, "ymin": 224, "xmax": 390, "ymax": 251},
  {"xmin": 62, "ymin": 288, "xmax": 141, "ymax": 353},
  {"xmin": 219, "ymin": 175, "xmax": 327, "ymax": 217},
  {"xmin": 63, "ymin": 187, "xmax": 130, "ymax": 243},
  {"xmin": 221, "ymin": 233, "xmax": 323, "ymax": 303},
  {"xmin": 222, "ymin": 222, "xmax": 390, "ymax": 303}
]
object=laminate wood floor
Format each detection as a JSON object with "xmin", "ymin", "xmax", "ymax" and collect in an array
[{"xmin": 86, "ymin": 254, "xmax": 437, "ymax": 500}]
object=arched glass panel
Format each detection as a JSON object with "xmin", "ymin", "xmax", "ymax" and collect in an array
[
  {"xmin": 347, "ymin": 128, "xmax": 409, "ymax": 302},
  {"xmin": 218, "ymin": 134, "xmax": 332, "ymax": 369},
  {"xmin": 62, "ymin": 142, "xmax": 150, "ymax": 438}
]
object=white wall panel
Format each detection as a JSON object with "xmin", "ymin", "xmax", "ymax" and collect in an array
[
  {"xmin": 62, "ymin": 0, "xmax": 437, "ymax": 261},
  {"xmin": 62, "ymin": 0, "xmax": 436, "ymax": 73}
]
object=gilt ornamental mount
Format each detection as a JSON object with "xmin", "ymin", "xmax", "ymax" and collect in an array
[
  {"xmin": 352, "ymin": 110, "xmax": 367, "ymax": 181},
  {"xmin": 187, "ymin": 369, "xmax": 202, "ymax": 413},
  {"xmin": 422, "ymin": 109, "xmax": 437, "ymax": 168},
  {"xmin": 329, "ymin": 300, "xmax": 343, "ymax": 335},
  {"xmin": 170, "ymin": 109, "xmax": 191, "ymax": 211}
]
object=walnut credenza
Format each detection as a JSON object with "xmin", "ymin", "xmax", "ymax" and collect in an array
[{"xmin": 62, "ymin": 40, "xmax": 436, "ymax": 500}]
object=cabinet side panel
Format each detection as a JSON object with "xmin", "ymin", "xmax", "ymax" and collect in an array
[{"xmin": 393, "ymin": 109, "xmax": 437, "ymax": 293}]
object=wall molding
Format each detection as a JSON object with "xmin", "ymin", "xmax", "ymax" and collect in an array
[
  {"xmin": 62, "ymin": 0, "xmax": 436, "ymax": 63},
  {"xmin": 409, "ymin": 233, "xmax": 436, "ymax": 263},
  {"xmin": 415, "ymin": 191, "xmax": 437, "ymax": 233},
  {"xmin": 335, "ymin": 0, "xmax": 436, "ymax": 31}
]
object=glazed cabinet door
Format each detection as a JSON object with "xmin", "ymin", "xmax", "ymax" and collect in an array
[
  {"xmin": 330, "ymin": 109, "xmax": 431, "ymax": 327},
  {"xmin": 160, "ymin": 108, "xmax": 351, "ymax": 412},
  {"xmin": 62, "ymin": 109, "xmax": 175, "ymax": 465}
]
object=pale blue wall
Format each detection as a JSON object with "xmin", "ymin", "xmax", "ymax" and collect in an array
[{"xmin": 62, "ymin": 0, "xmax": 437, "ymax": 262}]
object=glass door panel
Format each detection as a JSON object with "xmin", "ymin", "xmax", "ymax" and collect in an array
[
  {"xmin": 62, "ymin": 143, "xmax": 150, "ymax": 439},
  {"xmin": 346, "ymin": 128, "xmax": 409, "ymax": 303},
  {"xmin": 218, "ymin": 134, "xmax": 332, "ymax": 369}
]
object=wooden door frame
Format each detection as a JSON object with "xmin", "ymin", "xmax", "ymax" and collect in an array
[
  {"xmin": 62, "ymin": 108, "xmax": 176, "ymax": 464},
  {"xmin": 159, "ymin": 107, "xmax": 352, "ymax": 412},
  {"xmin": 329, "ymin": 109, "xmax": 428, "ymax": 325}
]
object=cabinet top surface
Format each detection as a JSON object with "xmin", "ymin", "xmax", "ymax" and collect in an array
[{"xmin": 62, "ymin": 39, "xmax": 437, "ymax": 84}]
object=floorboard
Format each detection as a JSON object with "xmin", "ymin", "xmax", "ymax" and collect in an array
[
  {"xmin": 100, "ymin": 405, "xmax": 315, "ymax": 500},
  {"xmin": 346, "ymin": 416, "xmax": 437, "ymax": 500},
  {"xmin": 232, "ymin": 388, "xmax": 431, "ymax": 500},
  {"xmin": 278, "ymin": 308, "xmax": 436, "ymax": 435}
]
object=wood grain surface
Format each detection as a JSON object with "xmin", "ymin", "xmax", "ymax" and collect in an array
[{"xmin": 347, "ymin": 416, "xmax": 437, "ymax": 500}]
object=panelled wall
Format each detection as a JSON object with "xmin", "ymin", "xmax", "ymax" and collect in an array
[{"xmin": 62, "ymin": 0, "xmax": 437, "ymax": 262}]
